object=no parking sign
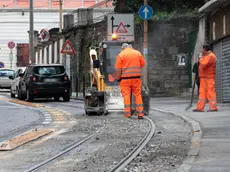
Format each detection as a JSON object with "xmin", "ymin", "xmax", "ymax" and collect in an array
[{"xmin": 8, "ymin": 41, "xmax": 15, "ymax": 49}]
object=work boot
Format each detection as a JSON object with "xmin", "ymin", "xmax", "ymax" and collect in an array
[
  {"xmin": 124, "ymin": 114, "xmax": 132, "ymax": 118},
  {"xmin": 207, "ymin": 109, "xmax": 218, "ymax": 112},
  {"xmin": 193, "ymin": 109, "xmax": 204, "ymax": 112},
  {"xmin": 138, "ymin": 115, "xmax": 144, "ymax": 119}
]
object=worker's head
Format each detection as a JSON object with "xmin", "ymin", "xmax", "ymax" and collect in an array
[
  {"xmin": 202, "ymin": 43, "xmax": 211, "ymax": 54},
  {"xmin": 121, "ymin": 43, "xmax": 129, "ymax": 50}
]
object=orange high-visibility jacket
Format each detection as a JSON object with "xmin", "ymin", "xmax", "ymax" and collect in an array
[
  {"xmin": 198, "ymin": 51, "xmax": 217, "ymax": 79},
  {"xmin": 115, "ymin": 48, "xmax": 145, "ymax": 79}
]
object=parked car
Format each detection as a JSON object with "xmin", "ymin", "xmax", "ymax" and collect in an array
[
  {"xmin": 9, "ymin": 67, "xmax": 26, "ymax": 97},
  {"xmin": 18, "ymin": 64, "xmax": 71, "ymax": 102},
  {"xmin": 0, "ymin": 68, "xmax": 15, "ymax": 89}
]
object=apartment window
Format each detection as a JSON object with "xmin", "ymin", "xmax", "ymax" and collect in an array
[
  {"xmin": 212, "ymin": 22, "xmax": 216, "ymax": 40},
  {"xmin": 223, "ymin": 15, "xmax": 226, "ymax": 35}
]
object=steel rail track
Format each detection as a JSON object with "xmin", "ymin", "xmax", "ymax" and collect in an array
[
  {"xmin": 24, "ymin": 119, "xmax": 108, "ymax": 172},
  {"xmin": 108, "ymin": 117, "xmax": 156, "ymax": 172},
  {"xmin": 25, "ymin": 117, "xmax": 155, "ymax": 172}
]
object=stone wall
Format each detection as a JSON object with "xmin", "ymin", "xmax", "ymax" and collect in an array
[
  {"xmin": 64, "ymin": 19, "xmax": 198, "ymax": 96},
  {"xmin": 133, "ymin": 20, "xmax": 198, "ymax": 96}
]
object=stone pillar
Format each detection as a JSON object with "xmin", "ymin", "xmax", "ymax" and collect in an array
[
  {"xmin": 39, "ymin": 49, "xmax": 42, "ymax": 64},
  {"xmin": 54, "ymin": 41, "xmax": 58, "ymax": 63},
  {"xmin": 59, "ymin": 38, "xmax": 64, "ymax": 64},
  {"xmin": 68, "ymin": 28, "xmax": 84, "ymax": 96},
  {"xmin": 49, "ymin": 44, "xmax": 52, "ymax": 64},
  {"xmin": 35, "ymin": 51, "xmax": 38, "ymax": 64},
  {"xmin": 44, "ymin": 46, "xmax": 47, "ymax": 64}
]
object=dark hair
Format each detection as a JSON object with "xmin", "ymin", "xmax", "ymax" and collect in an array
[{"xmin": 203, "ymin": 44, "xmax": 211, "ymax": 51}]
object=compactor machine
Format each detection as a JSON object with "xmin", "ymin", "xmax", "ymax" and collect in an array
[{"xmin": 84, "ymin": 40, "xmax": 150, "ymax": 116}]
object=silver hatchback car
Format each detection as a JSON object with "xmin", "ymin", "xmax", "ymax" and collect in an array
[{"xmin": 0, "ymin": 68, "xmax": 15, "ymax": 89}]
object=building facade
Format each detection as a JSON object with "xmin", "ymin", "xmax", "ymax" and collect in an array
[
  {"xmin": 0, "ymin": 0, "xmax": 105, "ymax": 69},
  {"xmin": 199, "ymin": 0, "xmax": 230, "ymax": 103}
]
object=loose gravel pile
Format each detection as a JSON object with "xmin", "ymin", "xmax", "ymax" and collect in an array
[{"xmin": 122, "ymin": 110, "xmax": 192, "ymax": 172}]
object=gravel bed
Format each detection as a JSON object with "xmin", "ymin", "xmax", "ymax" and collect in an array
[
  {"xmin": 38, "ymin": 112, "xmax": 149, "ymax": 172},
  {"xmin": 122, "ymin": 110, "xmax": 192, "ymax": 172}
]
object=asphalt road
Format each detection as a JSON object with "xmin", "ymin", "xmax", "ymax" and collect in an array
[{"xmin": 0, "ymin": 95, "xmax": 42, "ymax": 142}]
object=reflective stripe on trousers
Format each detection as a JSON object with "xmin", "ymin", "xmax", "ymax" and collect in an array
[
  {"xmin": 196, "ymin": 78, "xmax": 218, "ymax": 111},
  {"xmin": 120, "ymin": 78, "xmax": 144, "ymax": 117}
]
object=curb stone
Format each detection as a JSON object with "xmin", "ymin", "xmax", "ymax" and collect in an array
[{"xmin": 152, "ymin": 108, "xmax": 202, "ymax": 172}]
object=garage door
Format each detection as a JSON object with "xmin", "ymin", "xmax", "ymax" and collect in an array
[
  {"xmin": 213, "ymin": 41, "xmax": 222, "ymax": 103},
  {"xmin": 222, "ymin": 37, "xmax": 230, "ymax": 103}
]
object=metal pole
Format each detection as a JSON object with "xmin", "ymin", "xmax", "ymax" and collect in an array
[
  {"xmin": 59, "ymin": 0, "xmax": 63, "ymax": 33},
  {"xmin": 29, "ymin": 0, "xmax": 34, "ymax": 64},
  {"xmin": 143, "ymin": 0, "xmax": 148, "ymax": 86},
  {"xmin": 10, "ymin": 50, "xmax": 13, "ymax": 69}
]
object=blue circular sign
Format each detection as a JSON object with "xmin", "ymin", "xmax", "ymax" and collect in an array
[
  {"xmin": 138, "ymin": 5, "xmax": 154, "ymax": 20},
  {"xmin": 0, "ymin": 62, "xmax": 5, "ymax": 68},
  {"xmin": 8, "ymin": 41, "xmax": 15, "ymax": 49}
]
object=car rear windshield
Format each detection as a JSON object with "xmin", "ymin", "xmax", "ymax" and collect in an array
[
  {"xmin": 0, "ymin": 69, "xmax": 14, "ymax": 77},
  {"xmin": 33, "ymin": 66, "xmax": 65, "ymax": 75}
]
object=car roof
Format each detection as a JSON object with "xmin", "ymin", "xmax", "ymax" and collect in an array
[
  {"xmin": 28, "ymin": 64, "xmax": 64, "ymax": 67},
  {"xmin": 0, "ymin": 68, "xmax": 15, "ymax": 71},
  {"xmin": 15, "ymin": 67, "xmax": 26, "ymax": 70}
]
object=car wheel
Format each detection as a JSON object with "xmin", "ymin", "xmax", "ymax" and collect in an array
[
  {"xmin": 54, "ymin": 96, "xmax": 60, "ymax": 101},
  {"xmin": 26, "ymin": 89, "xmax": 34, "ymax": 102},
  {"xmin": 10, "ymin": 87, "xmax": 15, "ymax": 98},
  {"xmin": 17, "ymin": 88, "xmax": 24, "ymax": 100},
  {"xmin": 63, "ymin": 93, "xmax": 70, "ymax": 102}
]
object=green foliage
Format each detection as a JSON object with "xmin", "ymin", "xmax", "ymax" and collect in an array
[{"xmin": 114, "ymin": 0, "xmax": 205, "ymax": 21}]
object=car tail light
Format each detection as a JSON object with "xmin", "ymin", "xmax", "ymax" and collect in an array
[
  {"xmin": 31, "ymin": 76, "xmax": 36, "ymax": 82},
  {"xmin": 64, "ymin": 76, "xmax": 68, "ymax": 81}
]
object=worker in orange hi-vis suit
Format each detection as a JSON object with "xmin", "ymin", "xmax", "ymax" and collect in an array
[
  {"xmin": 115, "ymin": 43, "xmax": 145, "ymax": 119},
  {"xmin": 193, "ymin": 44, "xmax": 218, "ymax": 112}
]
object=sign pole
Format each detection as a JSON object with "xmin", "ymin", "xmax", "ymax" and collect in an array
[
  {"xmin": 143, "ymin": 0, "xmax": 148, "ymax": 86},
  {"xmin": 9, "ymin": 50, "xmax": 13, "ymax": 69},
  {"xmin": 59, "ymin": 0, "xmax": 63, "ymax": 33},
  {"xmin": 29, "ymin": 0, "xmax": 34, "ymax": 64}
]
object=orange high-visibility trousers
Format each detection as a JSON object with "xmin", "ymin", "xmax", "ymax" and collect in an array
[
  {"xmin": 196, "ymin": 78, "xmax": 218, "ymax": 111},
  {"xmin": 120, "ymin": 78, "xmax": 144, "ymax": 117}
]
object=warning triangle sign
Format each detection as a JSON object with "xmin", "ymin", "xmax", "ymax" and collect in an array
[
  {"xmin": 61, "ymin": 40, "xmax": 76, "ymax": 54},
  {"xmin": 116, "ymin": 22, "xmax": 128, "ymax": 33}
]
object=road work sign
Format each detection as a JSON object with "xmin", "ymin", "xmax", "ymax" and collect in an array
[
  {"xmin": 61, "ymin": 40, "xmax": 76, "ymax": 54},
  {"xmin": 107, "ymin": 14, "xmax": 134, "ymax": 41}
]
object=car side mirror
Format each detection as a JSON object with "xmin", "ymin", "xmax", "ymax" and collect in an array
[
  {"xmin": 8, "ymin": 75, "xmax": 13, "ymax": 80},
  {"xmin": 19, "ymin": 73, "xmax": 24, "ymax": 77}
]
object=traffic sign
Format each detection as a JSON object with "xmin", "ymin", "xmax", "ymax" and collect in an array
[
  {"xmin": 116, "ymin": 22, "xmax": 128, "ymax": 33},
  {"xmin": 138, "ymin": 5, "xmax": 154, "ymax": 20},
  {"xmin": 8, "ymin": 41, "xmax": 15, "ymax": 49},
  {"xmin": 0, "ymin": 62, "xmax": 4, "ymax": 68},
  {"xmin": 40, "ymin": 29, "xmax": 50, "ymax": 42},
  {"xmin": 61, "ymin": 40, "xmax": 76, "ymax": 54},
  {"xmin": 107, "ymin": 14, "xmax": 134, "ymax": 41}
]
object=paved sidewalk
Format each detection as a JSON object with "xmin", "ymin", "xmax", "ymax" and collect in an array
[{"xmin": 151, "ymin": 97, "xmax": 230, "ymax": 172}]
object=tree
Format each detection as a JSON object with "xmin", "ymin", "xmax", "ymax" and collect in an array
[
  {"xmin": 114, "ymin": 0, "xmax": 206, "ymax": 14},
  {"xmin": 114, "ymin": 0, "xmax": 143, "ymax": 13}
]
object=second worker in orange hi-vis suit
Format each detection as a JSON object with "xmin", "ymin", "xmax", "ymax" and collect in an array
[
  {"xmin": 115, "ymin": 43, "xmax": 145, "ymax": 119},
  {"xmin": 193, "ymin": 44, "xmax": 218, "ymax": 112}
]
